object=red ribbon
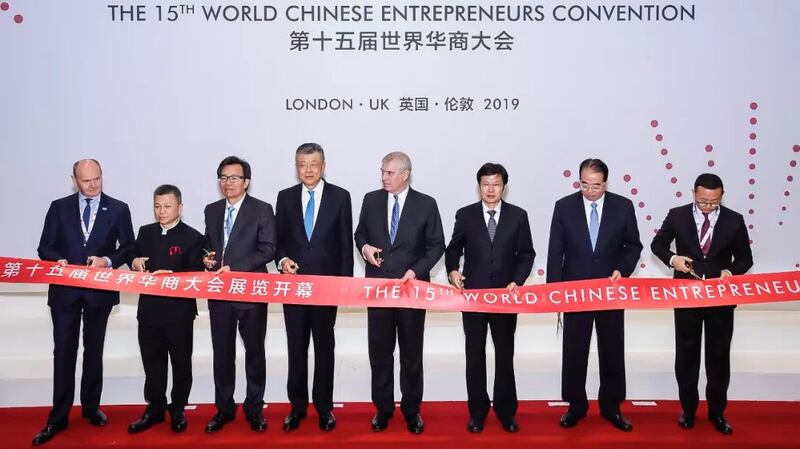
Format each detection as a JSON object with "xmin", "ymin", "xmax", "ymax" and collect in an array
[{"xmin": 0, "ymin": 257, "xmax": 798, "ymax": 313}]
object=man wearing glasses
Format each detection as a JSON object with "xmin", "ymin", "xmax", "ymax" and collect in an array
[
  {"xmin": 651, "ymin": 173, "xmax": 753, "ymax": 435},
  {"xmin": 202, "ymin": 156, "xmax": 276, "ymax": 433},
  {"xmin": 546, "ymin": 158, "xmax": 642, "ymax": 432}
]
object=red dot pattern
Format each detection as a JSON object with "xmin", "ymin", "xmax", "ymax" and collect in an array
[{"xmin": 747, "ymin": 105, "xmax": 758, "ymax": 232}]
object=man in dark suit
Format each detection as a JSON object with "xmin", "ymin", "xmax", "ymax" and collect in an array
[
  {"xmin": 127, "ymin": 184, "xmax": 205, "ymax": 434},
  {"xmin": 354, "ymin": 151, "xmax": 445, "ymax": 434},
  {"xmin": 547, "ymin": 158, "xmax": 642, "ymax": 432},
  {"xmin": 33, "ymin": 159, "xmax": 135, "ymax": 446},
  {"xmin": 202, "ymin": 156, "xmax": 276, "ymax": 433},
  {"xmin": 651, "ymin": 173, "xmax": 753, "ymax": 435},
  {"xmin": 445, "ymin": 162, "xmax": 535, "ymax": 434},
  {"xmin": 275, "ymin": 143, "xmax": 353, "ymax": 432}
]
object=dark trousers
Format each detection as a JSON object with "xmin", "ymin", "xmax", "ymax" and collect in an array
[
  {"xmin": 463, "ymin": 312, "xmax": 518, "ymax": 423},
  {"xmin": 367, "ymin": 307, "xmax": 425, "ymax": 417},
  {"xmin": 208, "ymin": 302, "xmax": 268, "ymax": 418},
  {"xmin": 283, "ymin": 304, "xmax": 337, "ymax": 415},
  {"xmin": 48, "ymin": 303, "xmax": 112, "ymax": 426},
  {"xmin": 561, "ymin": 310, "xmax": 626, "ymax": 416},
  {"xmin": 674, "ymin": 306, "xmax": 734, "ymax": 419},
  {"xmin": 137, "ymin": 318, "xmax": 194, "ymax": 415}
]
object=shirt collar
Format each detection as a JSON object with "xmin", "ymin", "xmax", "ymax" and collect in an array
[
  {"xmin": 160, "ymin": 220, "xmax": 181, "ymax": 234},
  {"xmin": 226, "ymin": 194, "xmax": 246, "ymax": 210},
  {"xmin": 482, "ymin": 200, "xmax": 502, "ymax": 215},
  {"xmin": 389, "ymin": 186, "xmax": 410, "ymax": 201},
  {"xmin": 78, "ymin": 192, "xmax": 101, "ymax": 204},
  {"xmin": 582, "ymin": 193, "xmax": 605, "ymax": 208},
  {"xmin": 303, "ymin": 179, "xmax": 325, "ymax": 194}
]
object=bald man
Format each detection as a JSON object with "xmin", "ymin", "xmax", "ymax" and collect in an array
[{"xmin": 34, "ymin": 159, "xmax": 135, "ymax": 446}]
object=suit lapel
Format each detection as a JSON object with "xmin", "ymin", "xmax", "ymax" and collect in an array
[
  {"xmin": 293, "ymin": 184, "xmax": 310, "ymax": 242},
  {"xmin": 474, "ymin": 202, "xmax": 492, "ymax": 246},
  {"xmin": 85, "ymin": 195, "xmax": 110, "ymax": 248},
  {"xmin": 382, "ymin": 191, "xmax": 392, "ymax": 247},
  {"xmin": 574, "ymin": 194, "xmax": 594, "ymax": 253},
  {"xmin": 312, "ymin": 183, "xmax": 334, "ymax": 243},
  {"xmin": 228, "ymin": 196, "xmax": 249, "ymax": 244},
  {"xmin": 706, "ymin": 207, "xmax": 730, "ymax": 258},
  {"xmin": 682, "ymin": 205, "xmax": 702, "ymax": 257}
]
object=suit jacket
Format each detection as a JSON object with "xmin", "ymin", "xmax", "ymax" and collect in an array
[
  {"xmin": 651, "ymin": 204, "xmax": 753, "ymax": 280},
  {"xmin": 354, "ymin": 188, "xmax": 445, "ymax": 281},
  {"xmin": 275, "ymin": 181, "xmax": 353, "ymax": 277},
  {"xmin": 133, "ymin": 221, "xmax": 205, "ymax": 324},
  {"xmin": 205, "ymin": 194, "xmax": 276, "ymax": 307},
  {"xmin": 37, "ymin": 192, "xmax": 135, "ymax": 308},
  {"xmin": 445, "ymin": 201, "xmax": 535, "ymax": 289},
  {"xmin": 546, "ymin": 191, "xmax": 642, "ymax": 283}
]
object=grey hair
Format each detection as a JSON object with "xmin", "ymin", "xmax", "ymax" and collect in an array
[
  {"xmin": 382, "ymin": 151, "xmax": 412, "ymax": 172},
  {"xmin": 295, "ymin": 142, "xmax": 325, "ymax": 162}
]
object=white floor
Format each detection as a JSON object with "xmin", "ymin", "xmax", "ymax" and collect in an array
[{"xmin": 1, "ymin": 291, "xmax": 798, "ymax": 407}]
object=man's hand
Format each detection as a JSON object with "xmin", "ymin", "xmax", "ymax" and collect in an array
[
  {"xmin": 672, "ymin": 255, "xmax": 693, "ymax": 273},
  {"xmin": 507, "ymin": 282, "xmax": 519, "ymax": 293},
  {"xmin": 281, "ymin": 258, "xmax": 299, "ymax": 274},
  {"xmin": 214, "ymin": 265, "xmax": 231, "ymax": 275},
  {"xmin": 56, "ymin": 259, "xmax": 68, "ymax": 267},
  {"xmin": 86, "ymin": 256, "xmax": 108, "ymax": 268},
  {"xmin": 151, "ymin": 269, "xmax": 173, "ymax": 275},
  {"xmin": 720, "ymin": 270, "xmax": 732, "ymax": 280},
  {"xmin": 400, "ymin": 269, "xmax": 416, "ymax": 283},
  {"xmin": 449, "ymin": 270, "xmax": 465, "ymax": 290},
  {"xmin": 132, "ymin": 257, "xmax": 149, "ymax": 272},
  {"xmin": 363, "ymin": 244, "xmax": 383, "ymax": 267},
  {"xmin": 609, "ymin": 270, "xmax": 622, "ymax": 281},
  {"xmin": 202, "ymin": 251, "xmax": 217, "ymax": 270}
]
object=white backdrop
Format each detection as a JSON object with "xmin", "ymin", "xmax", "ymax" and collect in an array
[{"xmin": 0, "ymin": 1, "xmax": 799, "ymax": 406}]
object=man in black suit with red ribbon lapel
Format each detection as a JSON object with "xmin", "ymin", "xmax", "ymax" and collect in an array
[{"xmin": 651, "ymin": 173, "xmax": 753, "ymax": 435}]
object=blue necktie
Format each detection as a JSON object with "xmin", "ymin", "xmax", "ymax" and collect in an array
[
  {"xmin": 224, "ymin": 205, "xmax": 235, "ymax": 244},
  {"xmin": 390, "ymin": 194, "xmax": 400, "ymax": 245},
  {"xmin": 304, "ymin": 190, "xmax": 315, "ymax": 240},
  {"xmin": 82, "ymin": 198, "xmax": 92, "ymax": 230},
  {"xmin": 589, "ymin": 202, "xmax": 599, "ymax": 251}
]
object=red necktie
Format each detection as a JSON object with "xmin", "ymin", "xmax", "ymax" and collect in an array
[{"xmin": 700, "ymin": 212, "xmax": 711, "ymax": 256}]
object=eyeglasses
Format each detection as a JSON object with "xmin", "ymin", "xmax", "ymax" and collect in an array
[
  {"xmin": 580, "ymin": 181, "xmax": 605, "ymax": 192},
  {"xmin": 695, "ymin": 200, "xmax": 721, "ymax": 208},
  {"xmin": 218, "ymin": 175, "xmax": 244, "ymax": 184}
]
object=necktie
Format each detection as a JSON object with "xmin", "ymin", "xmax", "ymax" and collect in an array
[
  {"xmin": 589, "ymin": 202, "xmax": 599, "ymax": 251},
  {"xmin": 224, "ymin": 205, "xmax": 235, "ymax": 244},
  {"xmin": 82, "ymin": 198, "xmax": 92, "ymax": 230},
  {"xmin": 304, "ymin": 190, "xmax": 315, "ymax": 240},
  {"xmin": 390, "ymin": 194, "xmax": 400, "ymax": 245},
  {"xmin": 700, "ymin": 212, "xmax": 712, "ymax": 256},
  {"xmin": 487, "ymin": 210, "xmax": 497, "ymax": 242}
]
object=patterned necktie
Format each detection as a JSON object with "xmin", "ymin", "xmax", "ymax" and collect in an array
[
  {"xmin": 224, "ymin": 205, "xmax": 235, "ymax": 245},
  {"xmin": 390, "ymin": 194, "xmax": 400, "ymax": 245},
  {"xmin": 82, "ymin": 198, "xmax": 92, "ymax": 230},
  {"xmin": 700, "ymin": 212, "xmax": 712, "ymax": 256},
  {"xmin": 304, "ymin": 190, "xmax": 315, "ymax": 240},
  {"xmin": 487, "ymin": 209, "xmax": 497, "ymax": 242},
  {"xmin": 589, "ymin": 202, "xmax": 599, "ymax": 251}
]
